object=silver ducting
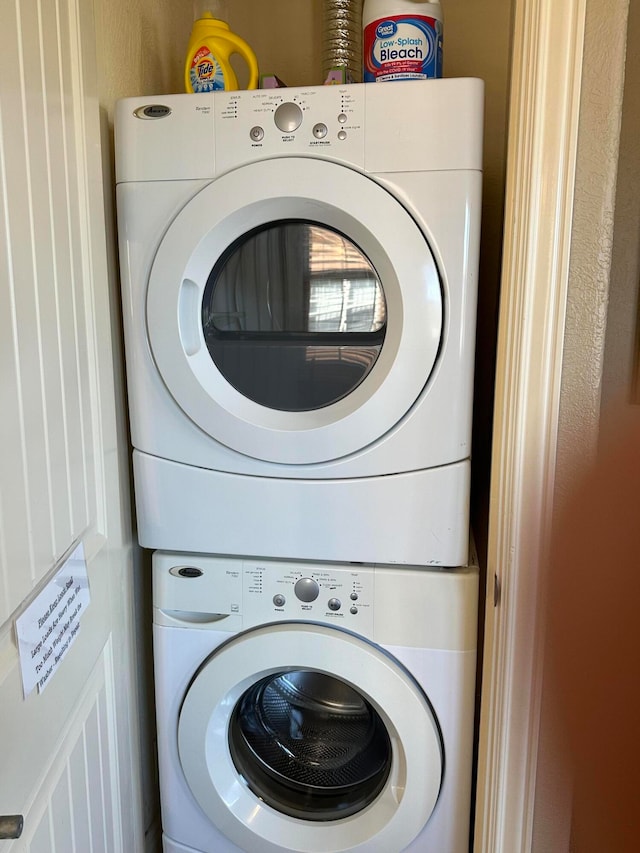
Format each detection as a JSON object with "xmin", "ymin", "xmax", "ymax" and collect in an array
[{"xmin": 322, "ymin": 0, "xmax": 362, "ymax": 83}]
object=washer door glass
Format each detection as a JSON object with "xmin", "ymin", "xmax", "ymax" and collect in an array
[
  {"xmin": 147, "ymin": 157, "xmax": 443, "ymax": 464},
  {"xmin": 228, "ymin": 670, "xmax": 392, "ymax": 819},
  {"xmin": 202, "ymin": 221, "xmax": 386, "ymax": 412}
]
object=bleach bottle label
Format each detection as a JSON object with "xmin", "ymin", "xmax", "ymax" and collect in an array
[{"xmin": 364, "ymin": 15, "xmax": 443, "ymax": 81}]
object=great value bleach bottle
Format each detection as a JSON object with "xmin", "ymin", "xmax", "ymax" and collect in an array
[{"xmin": 363, "ymin": 0, "xmax": 443, "ymax": 82}]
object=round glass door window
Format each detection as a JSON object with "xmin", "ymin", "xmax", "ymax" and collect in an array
[
  {"xmin": 229, "ymin": 670, "xmax": 392, "ymax": 820},
  {"xmin": 201, "ymin": 221, "xmax": 387, "ymax": 411}
]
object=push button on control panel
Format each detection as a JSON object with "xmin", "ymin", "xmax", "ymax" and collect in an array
[
  {"xmin": 273, "ymin": 594, "xmax": 286, "ymax": 607},
  {"xmin": 294, "ymin": 577, "xmax": 320, "ymax": 602},
  {"xmin": 250, "ymin": 126, "xmax": 264, "ymax": 142},
  {"xmin": 328, "ymin": 598, "xmax": 341, "ymax": 612},
  {"xmin": 312, "ymin": 123, "xmax": 328, "ymax": 139}
]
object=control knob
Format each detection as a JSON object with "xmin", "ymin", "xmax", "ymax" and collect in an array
[
  {"xmin": 274, "ymin": 102, "xmax": 303, "ymax": 133},
  {"xmin": 294, "ymin": 577, "xmax": 319, "ymax": 602}
]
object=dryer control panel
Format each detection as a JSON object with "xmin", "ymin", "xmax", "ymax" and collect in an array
[
  {"xmin": 115, "ymin": 79, "xmax": 484, "ymax": 183},
  {"xmin": 214, "ymin": 85, "xmax": 365, "ymax": 173}
]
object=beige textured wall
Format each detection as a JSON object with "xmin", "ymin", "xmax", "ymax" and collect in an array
[
  {"xmin": 95, "ymin": 0, "xmax": 193, "ymax": 120},
  {"xmin": 601, "ymin": 0, "xmax": 640, "ymax": 415},
  {"xmin": 229, "ymin": 0, "xmax": 322, "ymax": 87},
  {"xmin": 555, "ymin": 0, "xmax": 629, "ymax": 489}
]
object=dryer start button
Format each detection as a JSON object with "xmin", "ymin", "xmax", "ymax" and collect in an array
[
  {"xmin": 294, "ymin": 577, "xmax": 319, "ymax": 603},
  {"xmin": 274, "ymin": 102, "xmax": 303, "ymax": 133}
]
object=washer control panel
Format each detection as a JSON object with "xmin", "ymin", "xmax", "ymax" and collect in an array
[
  {"xmin": 155, "ymin": 553, "xmax": 375, "ymax": 636},
  {"xmin": 243, "ymin": 559, "xmax": 374, "ymax": 634}
]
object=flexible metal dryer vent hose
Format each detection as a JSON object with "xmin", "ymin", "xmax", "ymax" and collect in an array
[{"xmin": 322, "ymin": 0, "xmax": 362, "ymax": 83}]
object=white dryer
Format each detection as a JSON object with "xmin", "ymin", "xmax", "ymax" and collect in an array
[
  {"xmin": 115, "ymin": 79, "xmax": 483, "ymax": 566},
  {"xmin": 152, "ymin": 551, "xmax": 479, "ymax": 853}
]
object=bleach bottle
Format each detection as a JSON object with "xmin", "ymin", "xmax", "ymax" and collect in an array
[
  {"xmin": 363, "ymin": 0, "xmax": 443, "ymax": 82},
  {"xmin": 185, "ymin": 10, "xmax": 259, "ymax": 92}
]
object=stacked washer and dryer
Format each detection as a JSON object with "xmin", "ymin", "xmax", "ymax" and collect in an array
[{"xmin": 115, "ymin": 78, "xmax": 483, "ymax": 853}]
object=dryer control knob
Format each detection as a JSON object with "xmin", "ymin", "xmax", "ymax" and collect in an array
[
  {"xmin": 274, "ymin": 102, "xmax": 303, "ymax": 133},
  {"xmin": 294, "ymin": 577, "xmax": 319, "ymax": 602}
]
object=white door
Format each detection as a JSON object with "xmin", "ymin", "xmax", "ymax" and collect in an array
[
  {"xmin": 177, "ymin": 622, "xmax": 443, "ymax": 853},
  {"xmin": 147, "ymin": 158, "xmax": 443, "ymax": 463},
  {"xmin": 0, "ymin": 0, "xmax": 143, "ymax": 850}
]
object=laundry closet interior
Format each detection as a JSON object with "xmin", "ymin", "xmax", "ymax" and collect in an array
[{"xmin": 107, "ymin": 1, "xmax": 513, "ymax": 851}]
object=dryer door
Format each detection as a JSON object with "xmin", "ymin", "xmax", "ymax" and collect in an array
[
  {"xmin": 177, "ymin": 621, "xmax": 443, "ymax": 853},
  {"xmin": 147, "ymin": 157, "xmax": 443, "ymax": 464}
]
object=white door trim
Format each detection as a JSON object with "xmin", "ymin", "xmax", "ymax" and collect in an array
[{"xmin": 474, "ymin": 0, "xmax": 587, "ymax": 851}]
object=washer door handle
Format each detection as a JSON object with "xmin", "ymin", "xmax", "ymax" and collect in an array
[{"xmin": 159, "ymin": 608, "xmax": 231, "ymax": 625}]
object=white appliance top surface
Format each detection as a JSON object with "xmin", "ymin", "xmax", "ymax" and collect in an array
[{"xmin": 115, "ymin": 78, "xmax": 484, "ymax": 183}]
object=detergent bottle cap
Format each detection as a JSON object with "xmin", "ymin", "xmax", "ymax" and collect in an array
[{"xmin": 193, "ymin": 0, "xmax": 228, "ymax": 20}]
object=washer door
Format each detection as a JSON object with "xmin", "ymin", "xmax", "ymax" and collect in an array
[
  {"xmin": 177, "ymin": 622, "xmax": 443, "ymax": 853},
  {"xmin": 147, "ymin": 158, "xmax": 443, "ymax": 464}
]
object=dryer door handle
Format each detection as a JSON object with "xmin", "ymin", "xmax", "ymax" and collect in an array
[{"xmin": 178, "ymin": 279, "xmax": 202, "ymax": 356}]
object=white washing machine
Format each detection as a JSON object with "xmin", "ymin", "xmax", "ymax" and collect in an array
[
  {"xmin": 115, "ymin": 79, "xmax": 483, "ymax": 567},
  {"xmin": 153, "ymin": 551, "xmax": 479, "ymax": 853}
]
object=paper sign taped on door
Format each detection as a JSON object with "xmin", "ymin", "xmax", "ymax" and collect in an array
[{"xmin": 15, "ymin": 541, "xmax": 91, "ymax": 697}]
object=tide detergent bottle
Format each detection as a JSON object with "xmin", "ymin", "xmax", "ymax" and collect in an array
[{"xmin": 185, "ymin": 11, "xmax": 259, "ymax": 93}]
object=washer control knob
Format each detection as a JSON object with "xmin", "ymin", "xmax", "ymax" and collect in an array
[
  {"xmin": 274, "ymin": 102, "xmax": 303, "ymax": 133},
  {"xmin": 294, "ymin": 577, "xmax": 320, "ymax": 602},
  {"xmin": 328, "ymin": 598, "xmax": 342, "ymax": 611},
  {"xmin": 273, "ymin": 594, "xmax": 286, "ymax": 607}
]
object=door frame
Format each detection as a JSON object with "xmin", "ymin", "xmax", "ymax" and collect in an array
[{"xmin": 474, "ymin": 0, "xmax": 587, "ymax": 850}]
